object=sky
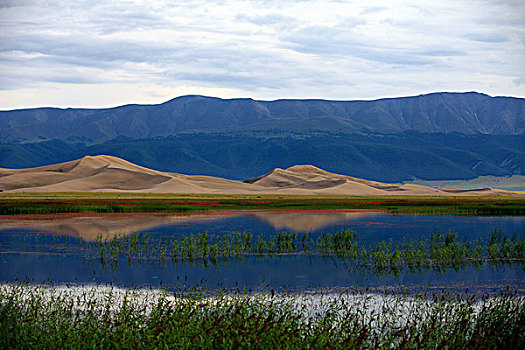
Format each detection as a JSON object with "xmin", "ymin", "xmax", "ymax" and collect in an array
[{"xmin": 0, "ymin": 0, "xmax": 524, "ymax": 110}]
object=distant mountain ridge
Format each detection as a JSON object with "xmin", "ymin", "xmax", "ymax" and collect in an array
[
  {"xmin": 1, "ymin": 92, "xmax": 523, "ymax": 143},
  {"xmin": 1, "ymin": 92, "xmax": 523, "ymax": 183}
]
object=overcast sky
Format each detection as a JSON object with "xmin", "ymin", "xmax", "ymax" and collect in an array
[{"xmin": 0, "ymin": 0, "xmax": 524, "ymax": 109}]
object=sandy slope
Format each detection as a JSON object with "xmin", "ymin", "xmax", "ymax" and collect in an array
[
  {"xmin": 0, "ymin": 155, "xmax": 518, "ymax": 196},
  {"xmin": 404, "ymin": 175, "xmax": 525, "ymax": 191}
]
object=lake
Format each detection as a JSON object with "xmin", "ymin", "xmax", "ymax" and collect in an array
[{"xmin": 1, "ymin": 210, "xmax": 524, "ymax": 292}]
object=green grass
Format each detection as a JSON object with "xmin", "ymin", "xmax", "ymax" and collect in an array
[
  {"xmin": 1, "ymin": 284, "xmax": 523, "ymax": 349},
  {"xmin": 24, "ymin": 229, "xmax": 525, "ymax": 275},
  {"xmin": 1, "ymin": 193, "xmax": 524, "ymax": 215}
]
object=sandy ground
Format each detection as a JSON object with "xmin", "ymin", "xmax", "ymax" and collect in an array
[
  {"xmin": 404, "ymin": 175, "xmax": 525, "ymax": 191},
  {"xmin": 0, "ymin": 155, "xmax": 520, "ymax": 196}
]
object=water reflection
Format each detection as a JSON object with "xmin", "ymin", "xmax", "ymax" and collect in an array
[
  {"xmin": 0, "ymin": 210, "xmax": 523, "ymax": 242},
  {"xmin": 1, "ymin": 211, "xmax": 524, "ymax": 290},
  {"xmin": 0, "ymin": 210, "xmax": 381, "ymax": 241},
  {"xmin": 0, "ymin": 214, "xmax": 225, "ymax": 241},
  {"xmin": 3, "ymin": 253, "xmax": 523, "ymax": 292},
  {"xmin": 251, "ymin": 211, "xmax": 381, "ymax": 231}
]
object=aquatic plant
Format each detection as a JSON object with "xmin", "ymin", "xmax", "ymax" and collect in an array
[
  {"xmin": 0, "ymin": 284, "xmax": 523, "ymax": 349},
  {"xmin": 20, "ymin": 228, "xmax": 525, "ymax": 276}
]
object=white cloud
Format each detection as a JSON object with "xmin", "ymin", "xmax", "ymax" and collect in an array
[{"xmin": 0, "ymin": 0, "xmax": 524, "ymax": 109}]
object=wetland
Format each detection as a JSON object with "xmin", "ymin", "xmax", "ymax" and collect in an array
[
  {"xmin": 1, "ymin": 207, "xmax": 524, "ymax": 291},
  {"xmin": 1, "ymin": 194, "xmax": 524, "ymax": 347}
]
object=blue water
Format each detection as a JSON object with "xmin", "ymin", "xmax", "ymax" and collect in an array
[
  {"xmin": 141, "ymin": 213, "xmax": 525, "ymax": 242},
  {"xmin": 1, "ymin": 212, "xmax": 524, "ymax": 291},
  {"xmin": 2, "ymin": 254, "xmax": 523, "ymax": 292}
]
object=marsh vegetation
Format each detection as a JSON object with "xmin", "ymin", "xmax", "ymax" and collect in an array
[
  {"xmin": 18, "ymin": 228, "xmax": 525, "ymax": 277},
  {"xmin": 1, "ymin": 284, "xmax": 523, "ymax": 349},
  {"xmin": 2, "ymin": 202, "xmax": 524, "ymax": 347},
  {"xmin": 1, "ymin": 193, "xmax": 524, "ymax": 215}
]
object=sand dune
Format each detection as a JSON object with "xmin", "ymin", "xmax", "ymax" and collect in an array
[
  {"xmin": 404, "ymin": 175, "xmax": 525, "ymax": 192},
  {"xmin": 0, "ymin": 155, "xmax": 518, "ymax": 196}
]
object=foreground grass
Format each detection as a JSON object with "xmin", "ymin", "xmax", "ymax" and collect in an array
[
  {"xmin": 1, "ymin": 284, "xmax": 523, "ymax": 349},
  {"xmin": 1, "ymin": 193, "xmax": 524, "ymax": 215}
]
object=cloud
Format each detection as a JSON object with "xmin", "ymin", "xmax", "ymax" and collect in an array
[
  {"xmin": 463, "ymin": 33, "xmax": 509, "ymax": 43},
  {"xmin": 514, "ymin": 77, "xmax": 525, "ymax": 86},
  {"xmin": 0, "ymin": 0, "xmax": 524, "ymax": 109},
  {"xmin": 359, "ymin": 6, "xmax": 387, "ymax": 15},
  {"xmin": 280, "ymin": 24, "xmax": 438, "ymax": 66},
  {"xmin": 235, "ymin": 12, "xmax": 296, "ymax": 27}
]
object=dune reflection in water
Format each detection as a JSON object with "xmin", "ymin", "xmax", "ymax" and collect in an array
[{"xmin": 0, "ymin": 210, "xmax": 383, "ymax": 241}]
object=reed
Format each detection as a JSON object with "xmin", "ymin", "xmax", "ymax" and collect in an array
[
  {"xmin": 1, "ymin": 284, "xmax": 523, "ymax": 349},
  {"xmin": 21, "ymin": 229, "xmax": 525, "ymax": 274}
]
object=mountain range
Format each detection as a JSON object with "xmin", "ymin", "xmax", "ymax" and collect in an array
[{"xmin": 1, "ymin": 92, "xmax": 523, "ymax": 183}]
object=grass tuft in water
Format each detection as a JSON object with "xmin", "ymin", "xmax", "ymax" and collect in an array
[{"xmin": 73, "ymin": 229, "xmax": 525, "ymax": 273}]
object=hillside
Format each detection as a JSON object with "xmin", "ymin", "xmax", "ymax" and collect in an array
[
  {"xmin": 1, "ymin": 92, "xmax": 523, "ymax": 183},
  {"xmin": 0, "ymin": 155, "xmax": 515, "ymax": 196},
  {"xmin": 1, "ymin": 92, "xmax": 523, "ymax": 144},
  {"xmin": 1, "ymin": 132, "xmax": 522, "ymax": 182}
]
